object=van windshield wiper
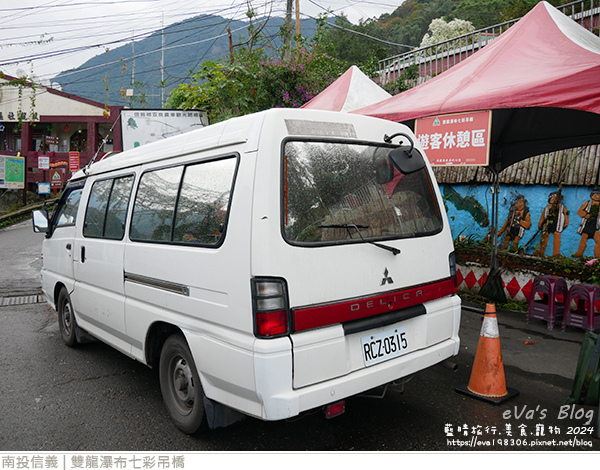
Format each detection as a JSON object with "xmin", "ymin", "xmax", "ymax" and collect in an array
[{"xmin": 318, "ymin": 224, "xmax": 401, "ymax": 256}]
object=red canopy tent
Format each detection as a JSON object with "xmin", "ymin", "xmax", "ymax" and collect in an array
[
  {"xmin": 301, "ymin": 65, "xmax": 391, "ymax": 112},
  {"xmin": 354, "ymin": 1, "xmax": 600, "ymax": 172},
  {"xmin": 354, "ymin": 1, "xmax": 600, "ymax": 300}
]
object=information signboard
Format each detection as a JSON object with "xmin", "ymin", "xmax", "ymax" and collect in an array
[
  {"xmin": 38, "ymin": 155, "xmax": 50, "ymax": 170},
  {"xmin": 0, "ymin": 155, "xmax": 25, "ymax": 189},
  {"xmin": 415, "ymin": 110, "xmax": 492, "ymax": 166},
  {"xmin": 120, "ymin": 109, "xmax": 208, "ymax": 151},
  {"xmin": 69, "ymin": 152, "xmax": 80, "ymax": 172}
]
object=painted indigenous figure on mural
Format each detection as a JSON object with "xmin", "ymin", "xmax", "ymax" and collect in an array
[
  {"xmin": 533, "ymin": 191, "xmax": 569, "ymax": 257},
  {"xmin": 572, "ymin": 188, "xmax": 600, "ymax": 258},
  {"xmin": 498, "ymin": 194, "xmax": 531, "ymax": 251}
]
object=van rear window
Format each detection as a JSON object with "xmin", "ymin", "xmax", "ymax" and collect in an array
[{"xmin": 283, "ymin": 140, "xmax": 443, "ymax": 245}]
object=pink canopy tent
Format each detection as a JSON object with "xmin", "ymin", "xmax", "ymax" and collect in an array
[
  {"xmin": 355, "ymin": 1, "xmax": 600, "ymax": 172},
  {"xmin": 355, "ymin": 2, "xmax": 600, "ymax": 300},
  {"xmin": 301, "ymin": 65, "xmax": 391, "ymax": 112}
]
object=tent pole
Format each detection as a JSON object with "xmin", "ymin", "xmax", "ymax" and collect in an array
[
  {"xmin": 479, "ymin": 163, "xmax": 506, "ymax": 302},
  {"xmin": 490, "ymin": 167, "xmax": 499, "ymax": 270}
]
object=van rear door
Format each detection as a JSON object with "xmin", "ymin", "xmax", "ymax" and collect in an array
[{"xmin": 253, "ymin": 131, "xmax": 459, "ymax": 390}]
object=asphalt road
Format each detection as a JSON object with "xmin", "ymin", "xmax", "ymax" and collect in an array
[
  {"xmin": 0, "ymin": 220, "xmax": 599, "ymax": 454},
  {"xmin": 0, "ymin": 219, "xmax": 45, "ymax": 296}
]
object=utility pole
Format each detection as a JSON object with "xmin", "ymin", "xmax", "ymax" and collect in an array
[
  {"xmin": 228, "ymin": 25, "xmax": 234, "ymax": 63},
  {"xmin": 283, "ymin": 0, "xmax": 292, "ymax": 60},
  {"xmin": 131, "ymin": 32, "xmax": 135, "ymax": 86},
  {"xmin": 161, "ymin": 14, "xmax": 165, "ymax": 106},
  {"xmin": 295, "ymin": 0, "xmax": 300, "ymax": 37}
]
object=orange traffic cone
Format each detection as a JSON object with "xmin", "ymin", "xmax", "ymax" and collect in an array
[{"xmin": 456, "ymin": 303, "xmax": 519, "ymax": 404}]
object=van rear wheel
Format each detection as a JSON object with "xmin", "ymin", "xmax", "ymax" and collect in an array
[
  {"xmin": 57, "ymin": 288, "xmax": 78, "ymax": 347},
  {"xmin": 159, "ymin": 334, "xmax": 207, "ymax": 434}
]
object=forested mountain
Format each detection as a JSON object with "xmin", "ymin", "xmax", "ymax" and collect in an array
[
  {"xmin": 54, "ymin": 0, "xmax": 563, "ymax": 108},
  {"xmin": 55, "ymin": 14, "xmax": 319, "ymax": 108}
]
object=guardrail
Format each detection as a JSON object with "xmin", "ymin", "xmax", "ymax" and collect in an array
[
  {"xmin": 378, "ymin": 0, "xmax": 600, "ymax": 86},
  {"xmin": 0, "ymin": 201, "xmax": 56, "ymax": 225}
]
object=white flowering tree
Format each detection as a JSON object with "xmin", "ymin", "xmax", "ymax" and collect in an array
[{"xmin": 419, "ymin": 18, "xmax": 476, "ymax": 48}]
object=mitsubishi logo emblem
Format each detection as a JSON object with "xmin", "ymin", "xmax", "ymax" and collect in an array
[{"xmin": 381, "ymin": 268, "xmax": 394, "ymax": 286}]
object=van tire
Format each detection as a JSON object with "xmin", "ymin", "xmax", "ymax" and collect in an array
[
  {"xmin": 57, "ymin": 288, "xmax": 78, "ymax": 347},
  {"xmin": 159, "ymin": 334, "xmax": 207, "ymax": 434}
]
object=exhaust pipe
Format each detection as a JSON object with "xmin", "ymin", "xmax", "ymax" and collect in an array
[{"xmin": 439, "ymin": 359, "xmax": 458, "ymax": 371}]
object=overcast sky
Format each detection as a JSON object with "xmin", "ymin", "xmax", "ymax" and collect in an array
[{"xmin": 0, "ymin": 0, "xmax": 401, "ymax": 83}]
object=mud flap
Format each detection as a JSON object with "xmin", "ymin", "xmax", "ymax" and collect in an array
[
  {"xmin": 75, "ymin": 324, "xmax": 96, "ymax": 344},
  {"xmin": 204, "ymin": 396, "xmax": 246, "ymax": 429}
]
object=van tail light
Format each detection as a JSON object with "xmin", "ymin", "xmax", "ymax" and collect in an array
[
  {"xmin": 449, "ymin": 252, "xmax": 458, "ymax": 291},
  {"xmin": 252, "ymin": 278, "xmax": 290, "ymax": 338}
]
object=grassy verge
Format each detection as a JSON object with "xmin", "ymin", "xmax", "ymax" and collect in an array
[
  {"xmin": 458, "ymin": 290, "xmax": 529, "ymax": 313},
  {"xmin": 0, "ymin": 212, "xmax": 31, "ymax": 230}
]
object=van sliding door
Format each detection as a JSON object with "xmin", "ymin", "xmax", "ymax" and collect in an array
[{"xmin": 72, "ymin": 173, "xmax": 135, "ymax": 352}]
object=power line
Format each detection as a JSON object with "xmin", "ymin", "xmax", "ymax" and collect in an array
[
  {"xmin": 0, "ymin": 0, "xmax": 401, "ymax": 104},
  {"xmin": 0, "ymin": 1, "xmax": 280, "ymax": 73},
  {"xmin": 304, "ymin": 0, "xmax": 412, "ymax": 49}
]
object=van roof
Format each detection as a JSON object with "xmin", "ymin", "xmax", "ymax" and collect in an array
[
  {"xmin": 74, "ymin": 108, "xmax": 401, "ymax": 179},
  {"xmin": 74, "ymin": 110, "xmax": 262, "ymax": 178}
]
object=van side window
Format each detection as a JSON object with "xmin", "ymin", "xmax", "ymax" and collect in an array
[
  {"xmin": 105, "ymin": 176, "xmax": 135, "ymax": 239},
  {"xmin": 54, "ymin": 188, "xmax": 83, "ymax": 228},
  {"xmin": 130, "ymin": 157, "xmax": 237, "ymax": 246},
  {"xmin": 130, "ymin": 166, "xmax": 183, "ymax": 242},
  {"xmin": 83, "ymin": 175, "xmax": 134, "ymax": 240},
  {"xmin": 173, "ymin": 158, "xmax": 237, "ymax": 245}
]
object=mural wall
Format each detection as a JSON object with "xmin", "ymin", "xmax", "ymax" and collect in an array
[{"xmin": 442, "ymin": 183, "xmax": 600, "ymax": 259}]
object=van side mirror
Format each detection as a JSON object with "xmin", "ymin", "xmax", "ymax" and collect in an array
[
  {"xmin": 32, "ymin": 209, "xmax": 49, "ymax": 233},
  {"xmin": 384, "ymin": 132, "xmax": 426, "ymax": 175}
]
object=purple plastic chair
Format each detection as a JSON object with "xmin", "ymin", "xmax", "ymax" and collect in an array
[
  {"xmin": 562, "ymin": 284, "xmax": 600, "ymax": 332},
  {"xmin": 526, "ymin": 275, "xmax": 568, "ymax": 330}
]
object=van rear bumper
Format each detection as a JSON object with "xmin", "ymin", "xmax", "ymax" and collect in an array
[
  {"xmin": 255, "ymin": 334, "xmax": 460, "ymax": 421},
  {"xmin": 300, "ymin": 336, "xmax": 458, "ymax": 416},
  {"xmin": 192, "ymin": 296, "xmax": 460, "ymax": 422}
]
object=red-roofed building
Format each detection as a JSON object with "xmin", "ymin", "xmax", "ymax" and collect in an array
[{"xmin": 0, "ymin": 74, "xmax": 123, "ymax": 192}]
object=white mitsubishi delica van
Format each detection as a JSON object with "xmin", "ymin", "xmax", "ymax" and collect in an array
[{"xmin": 32, "ymin": 108, "xmax": 461, "ymax": 434}]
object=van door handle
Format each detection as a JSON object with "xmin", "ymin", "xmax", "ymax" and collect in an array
[
  {"xmin": 66, "ymin": 243, "xmax": 72, "ymax": 250},
  {"xmin": 81, "ymin": 246, "xmax": 86, "ymax": 263}
]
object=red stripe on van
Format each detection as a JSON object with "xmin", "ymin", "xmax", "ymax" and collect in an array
[{"xmin": 292, "ymin": 278, "xmax": 457, "ymax": 332}]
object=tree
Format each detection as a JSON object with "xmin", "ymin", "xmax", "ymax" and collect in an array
[
  {"xmin": 382, "ymin": 0, "xmax": 459, "ymax": 47},
  {"xmin": 319, "ymin": 14, "xmax": 393, "ymax": 74},
  {"xmin": 450, "ymin": 0, "xmax": 506, "ymax": 29},
  {"xmin": 381, "ymin": 63, "xmax": 420, "ymax": 95},
  {"xmin": 165, "ymin": 15, "xmax": 348, "ymax": 122},
  {"xmin": 419, "ymin": 17, "xmax": 475, "ymax": 47},
  {"xmin": 499, "ymin": 0, "xmax": 540, "ymax": 22}
]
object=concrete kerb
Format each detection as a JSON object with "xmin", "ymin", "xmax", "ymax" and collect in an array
[
  {"xmin": 0, "ymin": 194, "xmax": 59, "ymax": 225},
  {"xmin": 0, "ymin": 202, "xmax": 46, "ymax": 225},
  {"xmin": 462, "ymin": 301, "xmax": 585, "ymax": 344}
]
